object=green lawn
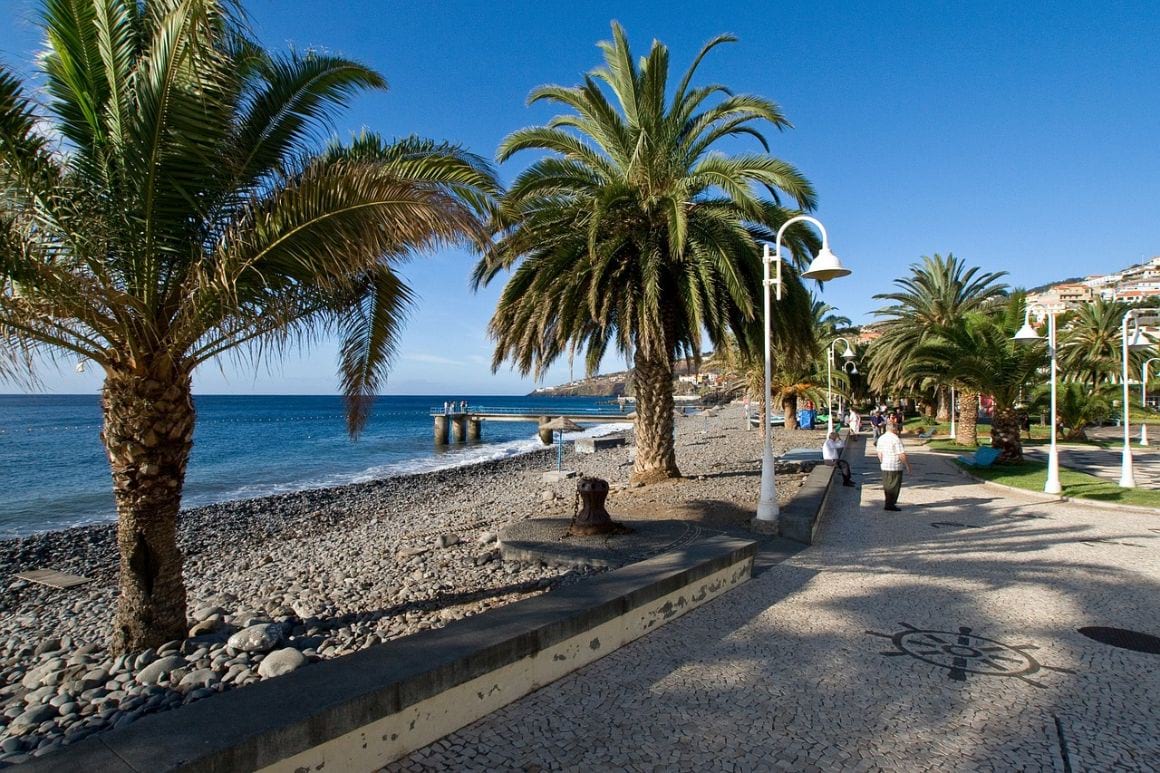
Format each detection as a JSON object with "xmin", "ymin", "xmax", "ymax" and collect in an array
[{"xmin": 955, "ymin": 459, "xmax": 1160, "ymax": 509}]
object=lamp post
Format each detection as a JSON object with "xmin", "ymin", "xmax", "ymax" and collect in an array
[
  {"xmin": 826, "ymin": 337, "xmax": 856, "ymax": 434},
  {"xmin": 1140, "ymin": 357, "xmax": 1160, "ymax": 446},
  {"xmin": 1014, "ymin": 304, "xmax": 1062, "ymax": 494},
  {"xmin": 949, "ymin": 384, "xmax": 956, "ymax": 441},
  {"xmin": 756, "ymin": 216, "xmax": 851, "ymax": 525},
  {"xmin": 1120, "ymin": 308, "xmax": 1158, "ymax": 487}
]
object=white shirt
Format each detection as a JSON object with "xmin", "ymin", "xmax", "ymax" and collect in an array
[
  {"xmin": 822, "ymin": 438, "xmax": 844, "ymax": 461},
  {"xmin": 876, "ymin": 432, "xmax": 907, "ymax": 471}
]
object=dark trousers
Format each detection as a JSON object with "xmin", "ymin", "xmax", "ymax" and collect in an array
[
  {"xmin": 826, "ymin": 460, "xmax": 854, "ymax": 485},
  {"xmin": 882, "ymin": 469, "xmax": 903, "ymax": 508}
]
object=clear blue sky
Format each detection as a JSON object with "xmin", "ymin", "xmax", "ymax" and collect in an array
[{"xmin": 3, "ymin": 0, "xmax": 1158, "ymax": 395}]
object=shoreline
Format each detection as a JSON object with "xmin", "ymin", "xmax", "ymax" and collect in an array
[{"xmin": 0, "ymin": 406, "xmax": 822, "ymax": 765}]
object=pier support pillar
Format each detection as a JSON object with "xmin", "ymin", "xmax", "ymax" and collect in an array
[
  {"xmin": 434, "ymin": 415, "xmax": 449, "ymax": 445},
  {"xmin": 452, "ymin": 415, "xmax": 467, "ymax": 443},
  {"xmin": 467, "ymin": 417, "xmax": 482, "ymax": 442},
  {"xmin": 538, "ymin": 417, "xmax": 553, "ymax": 445}
]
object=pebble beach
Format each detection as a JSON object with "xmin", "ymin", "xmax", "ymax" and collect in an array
[{"xmin": 0, "ymin": 406, "xmax": 822, "ymax": 764}]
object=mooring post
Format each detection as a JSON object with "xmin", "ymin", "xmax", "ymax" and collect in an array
[
  {"xmin": 433, "ymin": 415, "xmax": 449, "ymax": 445},
  {"xmin": 537, "ymin": 417, "xmax": 553, "ymax": 445},
  {"xmin": 467, "ymin": 417, "xmax": 482, "ymax": 442},
  {"xmin": 452, "ymin": 415, "xmax": 467, "ymax": 443}
]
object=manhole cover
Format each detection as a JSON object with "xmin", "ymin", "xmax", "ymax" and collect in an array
[{"xmin": 1077, "ymin": 627, "xmax": 1160, "ymax": 654}]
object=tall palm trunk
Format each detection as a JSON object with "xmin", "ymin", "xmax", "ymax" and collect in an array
[
  {"xmin": 782, "ymin": 394, "xmax": 799, "ymax": 430},
  {"xmin": 102, "ymin": 367, "xmax": 195, "ymax": 652},
  {"xmin": 936, "ymin": 385, "xmax": 950, "ymax": 422},
  {"xmin": 631, "ymin": 350, "xmax": 680, "ymax": 483},
  {"xmin": 991, "ymin": 405, "xmax": 1023, "ymax": 462},
  {"xmin": 956, "ymin": 389, "xmax": 979, "ymax": 446}
]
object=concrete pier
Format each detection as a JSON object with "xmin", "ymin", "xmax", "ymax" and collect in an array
[{"xmin": 429, "ymin": 406, "xmax": 626, "ymax": 446}]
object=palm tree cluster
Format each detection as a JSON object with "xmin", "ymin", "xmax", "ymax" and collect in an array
[
  {"xmin": 865, "ymin": 254, "xmax": 1155, "ymax": 462},
  {"xmin": 2, "ymin": 12, "xmax": 834, "ymax": 650}
]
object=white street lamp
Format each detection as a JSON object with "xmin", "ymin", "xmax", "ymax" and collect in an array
[
  {"xmin": 1120, "ymin": 308, "xmax": 1158, "ymax": 487},
  {"xmin": 1014, "ymin": 304, "xmax": 1062, "ymax": 494},
  {"xmin": 826, "ymin": 337, "xmax": 856, "ymax": 434},
  {"xmin": 949, "ymin": 384, "xmax": 956, "ymax": 441},
  {"xmin": 1141, "ymin": 357, "xmax": 1160, "ymax": 446},
  {"xmin": 757, "ymin": 216, "xmax": 851, "ymax": 525}
]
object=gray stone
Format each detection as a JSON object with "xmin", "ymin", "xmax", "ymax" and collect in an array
[
  {"xmin": 135, "ymin": 655, "xmax": 185, "ymax": 686},
  {"xmin": 227, "ymin": 623, "xmax": 284, "ymax": 653},
  {"xmin": 11, "ymin": 703, "xmax": 56, "ymax": 728},
  {"xmin": 20, "ymin": 659, "xmax": 63, "ymax": 689},
  {"xmin": 256, "ymin": 647, "xmax": 307, "ymax": 678},
  {"xmin": 133, "ymin": 649, "xmax": 157, "ymax": 670},
  {"xmin": 192, "ymin": 605, "xmax": 225, "ymax": 622},
  {"xmin": 436, "ymin": 534, "xmax": 461, "ymax": 549},
  {"xmin": 188, "ymin": 615, "xmax": 224, "ymax": 637},
  {"xmin": 32, "ymin": 639, "xmax": 61, "ymax": 657},
  {"xmin": 178, "ymin": 669, "xmax": 219, "ymax": 690},
  {"xmin": 477, "ymin": 531, "xmax": 498, "ymax": 545}
]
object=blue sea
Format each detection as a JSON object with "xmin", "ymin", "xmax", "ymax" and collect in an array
[{"xmin": 0, "ymin": 394, "xmax": 630, "ymax": 539}]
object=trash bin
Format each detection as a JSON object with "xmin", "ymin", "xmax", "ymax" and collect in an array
[{"xmin": 798, "ymin": 409, "xmax": 816, "ymax": 429}]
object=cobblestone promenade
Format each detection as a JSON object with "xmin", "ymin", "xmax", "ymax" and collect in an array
[{"xmin": 387, "ymin": 441, "xmax": 1160, "ymax": 772}]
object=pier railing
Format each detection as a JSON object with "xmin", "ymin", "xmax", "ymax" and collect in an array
[
  {"xmin": 429, "ymin": 406, "xmax": 631, "ymax": 445},
  {"xmin": 428, "ymin": 405, "xmax": 629, "ymax": 417}
]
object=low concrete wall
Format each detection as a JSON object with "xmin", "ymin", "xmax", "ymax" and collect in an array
[
  {"xmin": 778, "ymin": 430, "xmax": 851, "ymax": 545},
  {"xmin": 574, "ymin": 434, "xmax": 627, "ymax": 454},
  {"xmin": 25, "ymin": 535, "xmax": 755, "ymax": 773}
]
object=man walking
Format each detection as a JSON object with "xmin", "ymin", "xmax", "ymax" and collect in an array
[{"xmin": 875, "ymin": 419, "xmax": 911, "ymax": 511}]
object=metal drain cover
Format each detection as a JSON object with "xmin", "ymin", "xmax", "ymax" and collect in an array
[{"xmin": 1078, "ymin": 627, "xmax": 1160, "ymax": 654}]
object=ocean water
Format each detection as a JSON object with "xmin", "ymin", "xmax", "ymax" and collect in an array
[{"xmin": 0, "ymin": 394, "xmax": 630, "ymax": 539}]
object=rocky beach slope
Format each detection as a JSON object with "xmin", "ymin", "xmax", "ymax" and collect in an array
[{"xmin": 0, "ymin": 406, "xmax": 822, "ymax": 765}]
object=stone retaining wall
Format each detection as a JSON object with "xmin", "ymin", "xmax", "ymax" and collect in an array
[
  {"xmin": 23, "ymin": 535, "xmax": 756, "ymax": 773},
  {"xmin": 778, "ymin": 429, "xmax": 851, "ymax": 544}
]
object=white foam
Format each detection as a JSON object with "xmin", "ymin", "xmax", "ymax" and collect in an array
[{"xmin": 192, "ymin": 421, "xmax": 634, "ymax": 505}]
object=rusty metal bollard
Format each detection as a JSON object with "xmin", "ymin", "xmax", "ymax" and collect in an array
[{"xmin": 568, "ymin": 477, "xmax": 631, "ymax": 536}]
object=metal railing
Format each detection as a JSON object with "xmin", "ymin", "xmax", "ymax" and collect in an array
[{"xmin": 428, "ymin": 405, "xmax": 630, "ymax": 417}]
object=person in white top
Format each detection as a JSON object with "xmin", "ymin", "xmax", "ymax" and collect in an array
[
  {"xmin": 848, "ymin": 408, "xmax": 861, "ymax": 438},
  {"xmin": 875, "ymin": 419, "xmax": 911, "ymax": 511},
  {"xmin": 822, "ymin": 432, "xmax": 855, "ymax": 486}
]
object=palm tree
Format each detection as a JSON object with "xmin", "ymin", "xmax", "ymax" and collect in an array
[
  {"xmin": 473, "ymin": 23, "xmax": 819, "ymax": 483},
  {"xmin": 909, "ymin": 299, "xmax": 1046, "ymax": 461},
  {"xmin": 1056, "ymin": 298, "xmax": 1131, "ymax": 387},
  {"xmin": 1029, "ymin": 382, "xmax": 1110, "ymax": 441},
  {"xmin": 867, "ymin": 253, "xmax": 1007, "ymax": 444},
  {"xmin": 0, "ymin": 0, "xmax": 497, "ymax": 651}
]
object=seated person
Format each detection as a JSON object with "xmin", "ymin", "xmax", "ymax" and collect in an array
[{"xmin": 822, "ymin": 432, "xmax": 856, "ymax": 487}]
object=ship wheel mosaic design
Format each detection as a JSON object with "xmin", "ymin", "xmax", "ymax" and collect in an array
[{"xmin": 866, "ymin": 622, "xmax": 1074, "ymax": 688}]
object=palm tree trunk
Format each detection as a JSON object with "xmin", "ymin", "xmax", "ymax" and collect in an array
[
  {"xmin": 936, "ymin": 385, "xmax": 950, "ymax": 422},
  {"xmin": 991, "ymin": 405, "xmax": 1023, "ymax": 462},
  {"xmin": 631, "ymin": 350, "xmax": 680, "ymax": 484},
  {"xmin": 956, "ymin": 389, "xmax": 979, "ymax": 446},
  {"xmin": 102, "ymin": 368, "xmax": 195, "ymax": 653},
  {"xmin": 782, "ymin": 394, "xmax": 799, "ymax": 430}
]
